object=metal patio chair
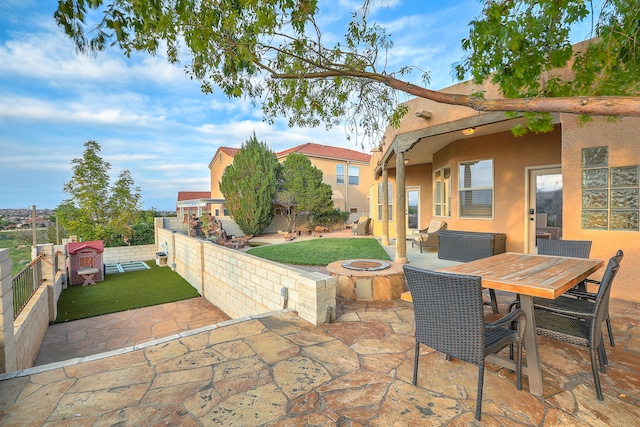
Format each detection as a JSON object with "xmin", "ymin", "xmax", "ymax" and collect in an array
[
  {"xmin": 410, "ymin": 219, "xmax": 446, "ymax": 253},
  {"xmin": 403, "ymin": 266, "xmax": 525, "ymax": 421}
]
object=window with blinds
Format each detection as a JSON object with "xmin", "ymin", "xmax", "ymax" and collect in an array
[{"xmin": 458, "ymin": 159, "xmax": 494, "ymax": 218}]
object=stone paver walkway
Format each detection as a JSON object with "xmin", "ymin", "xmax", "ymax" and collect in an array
[
  {"xmin": 34, "ymin": 297, "xmax": 230, "ymax": 365},
  {"xmin": 1, "ymin": 294, "xmax": 639, "ymax": 426}
]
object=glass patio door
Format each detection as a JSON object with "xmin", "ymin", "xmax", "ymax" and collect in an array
[
  {"xmin": 406, "ymin": 187, "xmax": 420, "ymax": 233},
  {"xmin": 528, "ymin": 168, "xmax": 563, "ymax": 253}
]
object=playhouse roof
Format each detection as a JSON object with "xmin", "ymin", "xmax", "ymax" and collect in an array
[{"xmin": 67, "ymin": 240, "xmax": 105, "ymax": 254}]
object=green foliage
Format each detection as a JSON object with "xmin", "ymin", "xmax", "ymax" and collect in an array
[
  {"xmin": 308, "ymin": 209, "xmax": 350, "ymax": 229},
  {"xmin": 54, "ymin": 1, "xmax": 640, "ymax": 144},
  {"xmin": 53, "ymin": 0, "xmax": 411, "ymax": 148},
  {"xmin": 56, "ymin": 140, "xmax": 142, "ymax": 246},
  {"xmin": 0, "ymin": 230, "xmax": 48, "ymax": 275},
  {"xmin": 457, "ymin": 0, "xmax": 640, "ymax": 134},
  {"xmin": 219, "ymin": 133, "xmax": 279, "ymax": 236},
  {"xmin": 246, "ymin": 237, "xmax": 390, "ymax": 266},
  {"xmin": 54, "ymin": 261, "xmax": 200, "ymax": 322},
  {"xmin": 275, "ymin": 152, "xmax": 333, "ymax": 232}
]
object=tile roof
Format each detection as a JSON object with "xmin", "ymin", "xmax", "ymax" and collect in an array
[
  {"xmin": 177, "ymin": 191, "xmax": 211, "ymax": 201},
  {"xmin": 219, "ymin": 147, "xmax": 239, "ymax": 157},
  {"xmin": 276, "ymin": 143, "xmax": 371, "ymax": 163},
  {"xmin": 67, "ymin": 240, "xmax": 104, "ymax": 254}
]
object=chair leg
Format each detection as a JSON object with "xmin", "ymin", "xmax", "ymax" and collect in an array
[
  {"xmin": 598, "ymin": 339, "xmax": 608, "ymax": 370},
  {"xmin": 475, "ymin": 364, "xmax": 484, "ymax": 421},
  {"xmin": 489, "ymin": 289, "xmax": 499, "ymax": 314},
  {"xmin": 412, "ymin": 341, "xmax": 420, "ymax": 385},
  {"xmin": 606, "ymin": 316, "xmax": 615, "ymax": 347},
  {"xmin": 516, "ymin": 342, "xmax": 523, "ymax": 390},
  {"xmin": 589, "ymin": 347, "xmax": 604, "ymax": 400}
]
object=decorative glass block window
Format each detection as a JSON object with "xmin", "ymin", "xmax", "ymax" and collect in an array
[
  {"xmin": 458, "ymin": 159, "xmax": 493, "ymax": 218},
  {"xmin": 433, "ymin": 166, "xmax": 451, "ymax": 217},
  {"xmin": 609, "ymin": 166, "xmax": 639, "ymax": 230},
  {"xmin": 336, "ymin": 165, "xmax": 345, "ymax": 184},
  {"xmin": 582, "ymin": 146, "xmax": 608, "ymax": 168},
  {"xmin": 581, "ymin": 146, "xmax": 639, "ymax": 231},
  {"xmin": 377, "ymin": 182, "xmax": 393, "ymax": 221}
]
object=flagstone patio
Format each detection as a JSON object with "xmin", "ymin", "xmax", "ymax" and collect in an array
[{"xmin": 1, "ymin": 292, "xmax": 639, "ymax": 426}]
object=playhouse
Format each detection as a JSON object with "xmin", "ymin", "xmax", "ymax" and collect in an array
[{"xmin": 67, "ymin": 240, "xmax": 105, "ymax": 286}]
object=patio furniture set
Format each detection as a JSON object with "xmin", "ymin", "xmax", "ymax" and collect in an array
[{"xmin": 403, "ymin": 236, "xmax": 623, "ymax": 421}]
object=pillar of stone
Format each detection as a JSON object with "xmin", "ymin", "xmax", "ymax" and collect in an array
[
  {"xmin": 395, "ymin": 152, "xmax": 407, "ymax": 264},
  {"xmin": 381, "ymin": 169, "xmax": 390, "ymax": 246}
]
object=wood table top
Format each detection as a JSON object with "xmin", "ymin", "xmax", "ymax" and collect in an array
[{"xmin": 439, "ymin": 252, "xmax": 603, "ymax": 299}]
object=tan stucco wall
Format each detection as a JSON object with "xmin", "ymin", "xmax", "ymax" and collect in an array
[
  {"xmin": 209, "ymin": 151, "xmax": 235, "ymax": 217},
  {"xmin": 373, "ymin": 127, "xmax": 562, "ymax": 253},
  {"xmin": 431, "ymin": 127, "xmax": 561, "ymax": 252},
  {"xmin": 561, "ymin": 115, "xmax": 640, "ymax": 303},
  {"xmin": 279, "ymin": 156, "xmax": 372, "ymax": 215}
]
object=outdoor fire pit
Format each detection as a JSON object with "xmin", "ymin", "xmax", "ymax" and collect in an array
[{"xmin": 326, "ymin": 259, "xmax": 405, "ymax": 301}]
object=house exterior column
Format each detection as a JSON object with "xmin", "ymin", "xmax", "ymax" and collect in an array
[
  {"xmin": 381, "ymin": 168, "xmax": 390, "ymax": 246},
  {"xmin": 395, "ymin": 152, "xmax": 407, "ymax": 263}
]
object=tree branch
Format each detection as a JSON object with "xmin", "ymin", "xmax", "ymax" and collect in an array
[{"xmin": 272, "ymin": 69, "xmax": 640, "ymax": 117}]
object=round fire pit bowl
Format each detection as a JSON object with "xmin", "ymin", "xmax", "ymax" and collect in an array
[{"xmin": 326, "ymin": 259, "xmax": 405, "ymax": 301}]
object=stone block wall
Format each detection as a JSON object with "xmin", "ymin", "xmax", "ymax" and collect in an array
[
  {"xmin": 0, "ymin": 245, "xmax": 65, "ymax": 373},
  {"xmin": 102, "ymin": 245, "xmax": 157, "ymax": 264},
  {"xmin": 0, "ymin": 249, "xmax": 16, "ymax": 373},
  {"xmin": 13, "ymin": 284, "xmax": 49, "ymax": 370},
  {"xmin": 156, "ymin": 221, "xmax": 336, "ymax": 325}
]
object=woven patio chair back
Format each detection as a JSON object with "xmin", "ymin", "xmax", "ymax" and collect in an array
[
  {"xmin": 537, "ymin": 239, "xmax": 592, "ymax": 258},
  {"xmin": 534, "ymin": 250, "xmax": 623, "ymax": 400},
  {"xmin": 404, "ymin": 267, "xmax": 485, "ymax": 364},
  {"xmin": 403, "ymin": 265, "xmax": 524, "ymax": 420}
]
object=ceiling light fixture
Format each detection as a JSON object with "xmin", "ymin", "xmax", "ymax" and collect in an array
[{"xmin": 462, "ymin": 127, "xmax": 475, "ymax": 136}]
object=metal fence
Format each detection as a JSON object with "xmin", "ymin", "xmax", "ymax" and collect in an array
[{"xmin": 12, "ymin": 252, "xmax": 45, "ymax": 319}]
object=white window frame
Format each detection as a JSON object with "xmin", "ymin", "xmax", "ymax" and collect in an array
[
  {"xmin": 433, "ymin": 165, "xmax": 452, "ymax": 218},
  {"xmin": 336, "ymin": 164, "xmax": 345, "ymax": 184},
  {"xmin": 458, "ymin": 159, "xmax": 494, "ymax": 219},
  {"xmin": 348, "ymin": 165, "xmax": 359, "ymax": 185}
]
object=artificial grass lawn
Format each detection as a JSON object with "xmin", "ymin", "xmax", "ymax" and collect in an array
[
  {"xmin": 246, "ymin": 237, "xmax": 391, "ymax": 265},
  {"xmin": 54, "ymin": 261, "xmax": 200, "ymax": 323}
]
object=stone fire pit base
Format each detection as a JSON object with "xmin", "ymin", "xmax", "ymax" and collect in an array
[{"xmin": 326, "ymin": 259, "xmax": 406, "ymax": 301}]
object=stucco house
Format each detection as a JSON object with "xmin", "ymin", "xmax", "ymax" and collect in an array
[
  {"xmin": 176, "ymin": 191, "xmax": 212, "ymax": 219},
  {"xmin": 207, "ymin": 142, "xmax": 372, "ymax": 232},
  {"xmin": 369, "ymin": 78, "xmax": 640, "ymax": 303},
  {"xmin": 276, "ymin": 143, "xmax": 372, "ymax": 215}
]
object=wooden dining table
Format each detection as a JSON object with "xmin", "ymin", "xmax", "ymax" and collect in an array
[{"xmin": 439, "ymin": 252, "xmax": 604, "ymax": 396}]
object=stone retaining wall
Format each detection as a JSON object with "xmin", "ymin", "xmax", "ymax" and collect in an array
[
  {"xmin": 103, "ymin": 245, "xmax": 157, "ymax": 264},
  {"xmin": 155, "ymin": 219, "xmax": 336, "ymax": 325}
]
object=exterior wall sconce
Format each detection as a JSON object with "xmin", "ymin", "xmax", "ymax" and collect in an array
[
  {"xmin": 462, "ymin": 127, "xmax": 475, "ymax": 136},
  {"xmin": 415, "ymin": 110, "xmax": 432, "ymax": 120}
]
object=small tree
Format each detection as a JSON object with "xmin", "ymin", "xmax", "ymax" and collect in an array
[
  {"xmin": 219, "ymin": 133, "xmax": 279, "ymax": 236},
  {"xmin": 56, "ymin": 140, "xmax": 142, "ymax": 246},
  {"xmin": 275, "ymin": 153, "xmax": 333, "ymax": 232}
]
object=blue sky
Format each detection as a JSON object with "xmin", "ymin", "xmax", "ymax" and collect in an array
[{"xmin": 0, "ymin": 1, "xmax": 591, "ymax": 211}]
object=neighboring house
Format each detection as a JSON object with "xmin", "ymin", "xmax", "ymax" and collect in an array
[
  {"xmin": 208, "ymin": 142, "xmax": 372, "ymax": 230},
  {"xmin": 208, "ymin": 147, "xmax": 239, "ymax": 218},
  {"xmin": 370, "ymin": 63, "xmax": 640, "ymax": 303},
  {"xmin": 276, "ymin": 143, "xmax": 372, "ymax": 215},
  {"xmin": 176, "ymin": 191, "xmax": 213, "ymax": 220}
]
